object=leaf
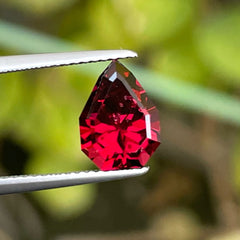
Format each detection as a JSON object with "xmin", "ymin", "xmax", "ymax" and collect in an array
[
  {"xmin": 0, "ymin": 20, "xmax": 240, "ymax": 126},
  {"xmin": 131, "ymin": 0, "xmax": 197, "ymax": 44},
  {"xmin": 131, "ymin": 65, "xmax": 240, "ymax": 126},
  {"xmin": 196, "ymin": 6, "xmax": 240, "ymax": 85},
  {"xmin": 2, "ymin": 0, "xmax": 77, "ymax": 15},
  {"xmin": 150, "ymin": 44, "xmax": 209, "ymax": 84}
]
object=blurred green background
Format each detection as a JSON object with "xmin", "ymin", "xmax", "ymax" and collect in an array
[{"xmin": 0, "ymin": 0, "xmax": 240, "ymax": 239}]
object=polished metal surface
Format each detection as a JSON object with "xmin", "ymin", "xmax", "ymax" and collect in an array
[
  {"xmin": 0, "ymin": 49, "xmax": 144, "ymax": 195},
  {"xmin": 0, "ymin": 167, "xmax": 149, "ymax": 195},
  {"xmin": 0, "ymin": 50, "xmax": 137, "ymax": 73}
]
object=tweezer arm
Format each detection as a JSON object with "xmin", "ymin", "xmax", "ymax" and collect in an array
[
  {"xmin": 0, "ymin": 167, "xmax": 149, "ymax": 195},
  {"xmin": 0, "ymin": 50, "xmax": 137, "ymax": 73}
]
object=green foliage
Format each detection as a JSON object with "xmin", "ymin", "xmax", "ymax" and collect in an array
[
  {"xmin": 131, "ymin": 0, "xmax": 197, "ymax": 45},
  {"xmin": 0, "ymin": 0, "xmax": 240, "ymax": 220},
  {"xmin": 196, "ymin": 6, "xmax": 240, "ymax": 85},
  {"xmin": 0, "ymin": 68, "xmax": 95, "ymax": 218},
  {"xmin": 150, "ymin": 42, "xmax": 209, "ymax": 84},
  {"xmin": 0, "ymin": 73, "xmax": 22, "ymax": 132},
  {"xmin": 26, "ymin": 152, "xmax": 96, "ymax": 218},
  {"xmin": 1, "ymin": 0, "xmax": 77, "ymax": 15},
  {"xmin": 233, "ymin": 139, "xmax": 240, "ymax": 194}
]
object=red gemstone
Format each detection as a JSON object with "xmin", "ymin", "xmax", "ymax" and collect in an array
[{"xmin": 79, "ymin": 60, "xmax": 160, "ymax": 170}]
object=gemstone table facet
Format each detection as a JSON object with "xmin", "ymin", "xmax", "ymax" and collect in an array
[{"xmin": 79, "ymin": 60, "xmax": 161, "ymax": 170}]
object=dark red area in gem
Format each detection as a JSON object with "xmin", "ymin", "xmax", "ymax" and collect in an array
[{"xmin": 79, "ymin": 60, "xmax": 161, "ymax": 170}]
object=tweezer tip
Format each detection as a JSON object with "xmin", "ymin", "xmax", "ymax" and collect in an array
[
  {"xmin": 0, "ymin": 167, "xmax": 149, "ymax": 195},
  {"xmin": 135, "ymin": 166, "xmax": 149, "ymax": 174},
  {"xmin": 121, "ymin": 166, "xmax": 149, "ymax": 177},
  {"xmin": 121, "ymin": 49, "xmax": 138, "ymax": 58}
]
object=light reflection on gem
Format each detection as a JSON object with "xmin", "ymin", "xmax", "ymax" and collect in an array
[{"xmin": 79, "ymin": 60, "xmax": 161, "ymax": 170}]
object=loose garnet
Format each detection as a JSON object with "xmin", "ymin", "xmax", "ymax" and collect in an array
[{"xmin": 79, "ymin": 60, "xmax": 161, "ymax": 170}]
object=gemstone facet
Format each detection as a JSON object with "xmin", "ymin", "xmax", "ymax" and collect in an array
[{"xmin": 79, "ymin": 60, "xmax": 160, "ymax": 170}]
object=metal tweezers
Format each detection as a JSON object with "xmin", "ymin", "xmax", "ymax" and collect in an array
[{"xmin": 0, "ymin": 50, "xmax": 149, "ymax": 195}]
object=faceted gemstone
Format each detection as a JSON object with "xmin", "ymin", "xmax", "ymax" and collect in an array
[{"xmin": 79, "ymin": 60, "xmax": 161, "ymax": 170}]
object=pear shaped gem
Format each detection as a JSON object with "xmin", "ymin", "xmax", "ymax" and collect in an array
[{"xmin": 79, "ymin": 60, "xmax": 160, "ymax": 170}]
